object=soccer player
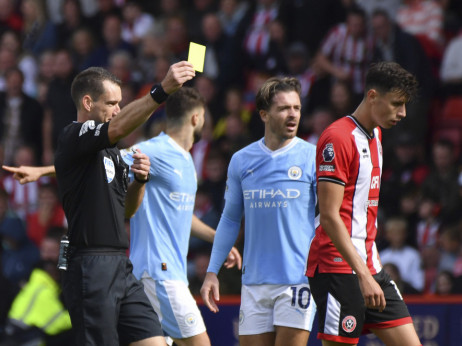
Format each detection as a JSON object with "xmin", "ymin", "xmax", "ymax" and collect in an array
[
  {"xmin": 201, "ymin": 77, "xmax": 317, "ymax": 346},
  {"xmin": 121, "ymin": 87, "xmax": 241, "ymax": 346},
  {"xmin": 307, "ymin": 61, "xmax": 422, "ymax": 345}
]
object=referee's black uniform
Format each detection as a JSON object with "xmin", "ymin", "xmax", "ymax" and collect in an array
[{"xmin": 55, "ymin": 120, "xmax": 162, "ymax": 345}]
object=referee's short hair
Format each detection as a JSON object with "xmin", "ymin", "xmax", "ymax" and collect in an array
[{"xmin": 71, "ymin": 67, "xmax": 121, "ymax": 109}]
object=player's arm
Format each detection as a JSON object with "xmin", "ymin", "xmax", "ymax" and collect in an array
[
  {"xmin": 200, "ymin": 199, "xmax": 243, "ymax": 313},
  {"xmin": 2, "ymin": 165, "xmax": 56, "ymax": 184},
  {"xmin": 318, "ymin": 180, "xmax": 386, "ymax": 312},
  {"xmin": 124, "ymin": 150, "xmax": 151, "ymax": 219},
  {"xmin": 107, "ymin": 61, "xmax": 195, "ymax": 145},
  {"xmin": 191, "ymin": 215, "xmax": 242, "ymax": 270}
]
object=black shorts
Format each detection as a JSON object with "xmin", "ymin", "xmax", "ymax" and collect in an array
[
  {"xmin": 62, "ymin": 249, "xmax": 163, "ymax": 346},
  {"xmin": 309, "ymin": 269, "xmax": 413, "ymax": 344}
]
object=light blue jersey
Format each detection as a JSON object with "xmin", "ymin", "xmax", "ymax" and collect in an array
[
  {"xmin": 207, "ymin": 137, "xmax": 317, "ymax": 285},
  {"xmin": 121, "ymin": 132, "xmax": 197, "ymax": 283}
]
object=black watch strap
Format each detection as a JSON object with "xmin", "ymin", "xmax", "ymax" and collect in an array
[{"xmin": 134, "ymin": 173, "xmax": 150, "ymax": 184}]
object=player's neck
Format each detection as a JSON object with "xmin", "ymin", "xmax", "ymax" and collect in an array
[
  {"xmin": 263, "ymin": 134, "xmax": 294, "ymax": 151},
  {"xmin": 352, "ymin": 102, "xmax": 375, "ymax": 136},
  {"xmin": 166, "ymin": 128, "xmax": 193, "ymax": 151}
]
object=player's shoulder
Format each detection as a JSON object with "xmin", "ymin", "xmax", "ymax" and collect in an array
[{"xmin": 319, "ymin": 116, "xmax": 356, "ymax": 142}]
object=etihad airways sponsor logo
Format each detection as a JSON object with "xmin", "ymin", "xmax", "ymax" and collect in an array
[
  {"xmin": 169, "ymin": 192, "xmax": 195, "ymax": 210},
  {"xmin": 243, "ymin": 188, "xmax": 300, "ymax": 209}
]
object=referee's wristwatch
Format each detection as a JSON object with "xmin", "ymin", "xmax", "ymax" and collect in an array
[{"xmin": 134, "ymin": 173, "xmax": 150, "ymax": 184}]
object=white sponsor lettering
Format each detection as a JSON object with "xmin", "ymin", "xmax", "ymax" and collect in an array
[
  {"xmin": 169, "ymin": 192, "xmax": 195, "ymax": 203},
  {"xmin": 79, "ymin": 120, "xmax": 96, "ymax": 136},
  {"xmin": 319, "ymin": 165, "xmax": 335, "ymax": 172},
  {"xmin": 370, "ymin": 176, "xmax": 380, "ymax": 189},
  {"xmin": 243, "ymin": 189, "xmax": 300, "ymax": 199}
]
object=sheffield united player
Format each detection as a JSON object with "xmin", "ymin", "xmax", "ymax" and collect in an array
[{"xmin": 307, "ymin": 62, "xmax": 422, "ymax": 346}]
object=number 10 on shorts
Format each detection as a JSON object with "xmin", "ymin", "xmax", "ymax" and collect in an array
[{"xmin": 291, "ymin": 286, "xmax": 311, "ymax": 309}]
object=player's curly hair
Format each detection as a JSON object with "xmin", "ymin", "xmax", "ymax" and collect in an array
[
  {"xmin": 364, "ymin": 62, "xmax": 419, "ymax": 102},
  {"xmin": 256, "ymin": 77, "xmax": 301, "ymax": 112},
  {"xmin": 166, "ymin": 87, "xmax": 205, "ymax": 126}
]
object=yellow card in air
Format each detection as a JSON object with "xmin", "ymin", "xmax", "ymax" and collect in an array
[{"xmin": 188, "ymin": 42, "xmax": 206, "ymax": 73}]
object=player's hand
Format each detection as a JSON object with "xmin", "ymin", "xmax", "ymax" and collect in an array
[
  {"xmin": 2, "ymin": 165, "xmax": 41, "ymax": 184},
  {"xmin": 161, "ymin": 61, "xmax": 196, "ymax": 94},
  {"xmin": 200, "ymin": 272, "xmax": 220, "ymax": 313},
  {"xmin": 130, "ymin": 149, "xmax": 150, "ymax": 182},
  {"xmin": 358, "ymin": 274, "xmax": 386, "ymax": 312},
  {"xmin": 223, "ymin": 246, "xmax": 242, "ymax": 270}
]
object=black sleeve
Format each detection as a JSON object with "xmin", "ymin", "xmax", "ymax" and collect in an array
[{"xmin": 57, "ymin": 121, "xmax": 113, "ymax": 160}]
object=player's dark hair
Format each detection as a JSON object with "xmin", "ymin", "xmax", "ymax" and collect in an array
[
  {"xmin": 364, "ymin": 62, "xmax": 418, "ymax": 102},
  {"xmin": 71, "ymin": 67, "xmax": 121, "ymax": 109},
  {"xmin": 256, "ymin": 77, "xmax": 301, "ymax": 112},
  {"xmin": 166, "ymin": 87, "xmax": 205, "ymax": 126}
]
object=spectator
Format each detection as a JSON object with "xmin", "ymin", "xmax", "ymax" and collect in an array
[
  {"xmin": 191, "ymin": 111, "xmax": 214, "ymax": 182},
  {"xmin": 382, "ymin": 262, "xmax": 420, "ymax": 295},
  {"xmin": 68, "ymin": 27, "xmax": 97, "ymax": 72},
  {"xmin": 217, "ymin": 0, "xmax": 251, "ymax": 39},
  {"xmin": 42, "ymin": 49, "xmax": 76, "ymax": 165},
  {"xmin": 0, "ymin": 30, "xmax": 39, "ymax": 98},
  {"xmin": 421, "ymin": 138, "xmax": 462, "ymax": 223},
  {"xmin": 20, "ymin": 0, "xmax": 57, "ymax": 57},
  {"xmin": 56, "ymin": 0, "xmax": 85, "ymax": 50},
  {"xmin": 121, "ymin": 1, "xmax": 156, "ymax": 45},
  {"xmin": 440, "ymin": 30, "xmax": 462, "ymax": 97},
  {"xmin": 328, "ymin": 79, "xmax": 356, "ymax": 119},
  {"xmin": 2, "ymin": 227, "xmax": 73, "ymax": 345},
  {"xmin": 164, "ymin": 15, "xmax": 190, "ymax": 61},
  {"xmin": 0, "ymin": 188, "xmax": 40, "ymax": 295},
  {"xmin": 434, "ymin": 269, "xmax": 456, "ymax": 295},
  {"xmin": 438, "ymin": 223, "xmax": 461, "ymax": 273},
  {"xmin": 278, "ymin": 0, "xmax": 345, "ymax": 54},
  {"xmin": 85, "ymin": 14, "xmax": 136, "ymax": 69},
  {"xmin": 315, "ymin": 6, "xmax": 372, "ymax": 99},
  {"xmin": 1, "ymin": 145, "xmax": 50, "ymax": 220},
  {"xmin": 26, "ymin": 183, "xmax": 67, "ymax": 248},
  {"xmin": 186, "ymin": 0, "xmax": 219, "ymax": 42},
  {"xmin": 200, "ymin": 12, "xmax": 244, "ymax": 93},
  {"xmin": 380, "ymin": 217, "xmax": 424, "ymax": 292},
  {"xmin": 421, "ymin": 245, "xmax": 441, "ymax": 293},
  {"xmin": 380, "ymin": 132, "xmax": 429, "ymax": 219},
  {"xmin": 0, "ymin": 67, "xmax": 44, "ymax": 166},
  {"xmin": 416, "ymin": 195, "xmax": 441, "ymax": 250},
  {"xmin": 396, "ymin": 0, "xmax": 444, "ymax": 49},
  {"xmin": 371, "ymin": 9, "xmax": 435, "ymax": 142},
  {"xmin": 301, "ymin": 107, "xmax": 335, "ymax": 145},
  {"xmin": 0, "ymin": 0, "xmax": 23, "ymax": 33}
]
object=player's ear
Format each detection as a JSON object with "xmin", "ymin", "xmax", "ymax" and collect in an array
[
  {"xmin": 82, "ymin": 95, "xmax": 93, "ymax": 112},
  {"xmin": 191, "ymin": 112, "xmax": 198, "ymax": 126},
  {"xmin": 366, "ymin": 89, "xmax": 377, "ymax": 103},
  {"xmin": 259, "ymin": 109, "xmax": 268, "ymax": 123}
]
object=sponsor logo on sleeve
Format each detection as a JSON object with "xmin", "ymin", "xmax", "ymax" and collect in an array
[
  {"xmin": 95, "ymin": 123, "xmax": 103, "ymax": 136},
  {"xmin": 319, "ymin": 165, "xmax": 335, "ymax": 172},
  {"xmin": 322, "ymin": 143, "xmax": 335, "ymax": 162},
  {"xmin": 104, "ymin": 156, "xmax": 115, "ymax": 183},
  {"xmin": 79, "ymin": 120, "xmax": 95, "ymax": 136}
]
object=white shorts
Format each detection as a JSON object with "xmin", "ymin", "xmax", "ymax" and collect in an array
[
  {"xmin": 141, "ymin": 275, "xmax": 206, "ymax": 339},
  {"xmin": 239, "ymin": 283, "xmax": 316, "ymax": 335}
]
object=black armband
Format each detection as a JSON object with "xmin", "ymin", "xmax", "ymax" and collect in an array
[
  {"xmin": 134, "ymin": 173, "xmax": 150, "ymax": 184},
  {"xmin": 150, "ymin": 83, "xmax": 169, "ymax": 104}
]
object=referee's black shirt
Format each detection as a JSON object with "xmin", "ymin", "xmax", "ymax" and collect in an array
[{"xmin": 54, "ymin": 120, "xmax": 129, "ymax": 249}]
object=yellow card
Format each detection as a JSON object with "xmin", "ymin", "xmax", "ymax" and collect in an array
[{"xmin": 188, "ymin": 42, "xmax": 206, "ymax": 73}]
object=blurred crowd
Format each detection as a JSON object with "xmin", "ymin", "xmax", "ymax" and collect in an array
[{"xmin": 0, "ymin": 0, "xmax": 462, "ymax": 342}]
